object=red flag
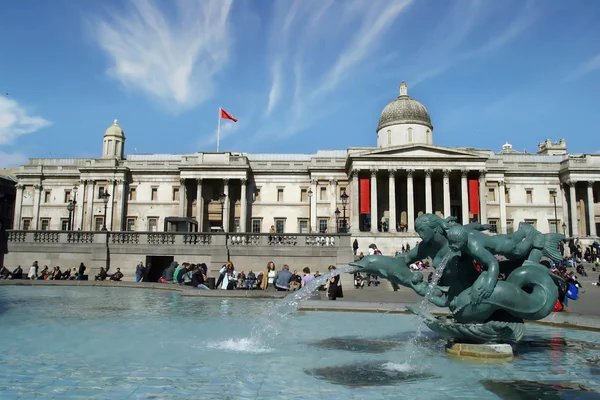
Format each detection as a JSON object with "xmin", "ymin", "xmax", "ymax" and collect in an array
[{"xmin": 220, "ymin": 108, "xmax": 238, "ymax": 122}]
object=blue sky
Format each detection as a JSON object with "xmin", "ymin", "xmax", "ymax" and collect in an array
[{"xmin": 1, "ymin": 0, "xmax": 599, "ymax": 167}]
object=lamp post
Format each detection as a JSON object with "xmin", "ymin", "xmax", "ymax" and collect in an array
[
  {"xmin": 101, "ymin": 191, "xmax": 110, "ymax": 231},
  {"xmin": 340, "ymin": 192, "xmax": 349, "ymax": 233},
  {"xmin": 562, "ymin": 222, "xmax": 567, "ymax": 236},
  {"xmin": 67, "ymin": 201, "xmax": 75, "ymax": 230},
  {"xmin": 219, "ymin": 193, "xmax": 227, "ymax": 231},
  {"xmin": 552, "ymin": 191, "xmax": 558, "ymax": 234},
  {"xmin": 334, "ymin": 208, "xmax": 340, "ymax": 233}
]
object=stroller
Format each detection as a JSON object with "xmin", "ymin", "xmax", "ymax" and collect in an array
[{"xmin": 354, "ymin": 272, "xmax": 365, "ymax": 289}]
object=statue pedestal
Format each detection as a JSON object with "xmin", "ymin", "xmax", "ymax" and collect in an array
[{"xmin": 446, "ymin": 342, "xmax": 514, "ymax": 360}]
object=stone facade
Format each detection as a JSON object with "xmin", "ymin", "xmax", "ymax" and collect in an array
[{"xmin": 7, "ymin": 82, "xmax": 600, "ymax": 259}]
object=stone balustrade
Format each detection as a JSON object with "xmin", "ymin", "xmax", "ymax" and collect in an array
[
  {"xmin": 3, "ymin": 230, "xmax": 353, "ymax": 278},
  {"xmin": 6, "ymin": 230, "xmax": 348, "ymax": 248}
]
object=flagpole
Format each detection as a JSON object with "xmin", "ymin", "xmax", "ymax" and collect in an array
[{"xmin": 217, "ymin": 107, "xmax": 221, "ymax": 152}]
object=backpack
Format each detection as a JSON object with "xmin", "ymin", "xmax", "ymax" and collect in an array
[{"xmin": 566, "ymin": 283, "xmax": 579, "ymax": 300}]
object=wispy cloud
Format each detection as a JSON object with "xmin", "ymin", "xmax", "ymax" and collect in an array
[
  {"xmin": 0, "ymin": 151, "xmax": 28, "ymax": 169},
  {"xmin": 566, "ymin": 54, "xmax": 600, "ymax": 82},
  {"xmin": 409, "ymin": 1, "xmax": 541, "ymax": 86},
  {"xmin": 260, "ymin": 0, "xmax": 412, "ymax": 139},
  {"xmin": 93, "ymin": 0, "xmax": 233, "ymax": 112},
  {"xmin": 0, "ymin": 97, "xmax": 52, "ymax": 145}
]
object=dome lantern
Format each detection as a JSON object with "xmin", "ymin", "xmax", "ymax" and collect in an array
[{"xmin": 102, "ymin": 119, "xmax": 126, "ymax": 160}]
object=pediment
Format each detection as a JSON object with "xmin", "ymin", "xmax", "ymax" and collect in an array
[{"xmin": 351, "ymin": 144, "xmax": 485, "ymax": 159}]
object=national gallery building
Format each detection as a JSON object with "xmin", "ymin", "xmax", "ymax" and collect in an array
[{"xmin": 10, "ymin": 82, "xmax": 600, "ymax": 253}]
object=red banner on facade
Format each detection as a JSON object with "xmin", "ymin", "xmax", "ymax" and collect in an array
[
  {"xmin": 359, "ymin": 178, "xmax": 370, "ymax": 214},
  {"xmin": 468, "ymin": 179, "xmax": 480, "ymax": 215}
]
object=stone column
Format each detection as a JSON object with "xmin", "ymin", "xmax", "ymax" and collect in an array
[
  {"xmin": 561, "ymin": 183, "xmax": 569, "ymax": 235},
  {"xmin": 370, "ymin": 169, "xmax": 378, "ymax": 233},
  {"xmin": 388, "ymin": 169, "xmax": 396, "ymax": 232},
  {"xmin": 223, "ymin": 179, "xmax": 230, "ymax": 232},
  {"xmin": 499, "ymin": 180, "xmax": 507, "ymax": 234},
  {"xmin": 196, "ymin": 179, "xmax": 203, "ymax": 232},
  {"xmin": 86, "ymin": 180, "xmax": 96, "ymax": 231},
  {"xmin": 179, "ymin": 178, "xmax": 186, "ymax": 217},
  {"xmin": 461, "ymin": 170, "xmax": 469, "ymax": 224},
  {"xmin": 240, "ymin": 178, "xmax": 248, "ymax": 233},
  {"xmin": 107, "ymin": 180, "xmax": 116, "ymax": 230},
  {"xmin": 425, "ymin": 169, "xmax": 433, "ymax": 214},
  {"xmin": 478, "ymin": 170, "xmax": 487, "ymax": 225},
  {"xmin": 13, "ymin": 184, "xmax": 23, "ymax": 229},
  {"xmin": 77, "ymin": 181, "xmax": 86, "ymax": 230},
  {"xmin": 350, "ymin": 170, "xmax": 359, "ymax": 233},
  {"xmin": 32, "ymin": 184, "xmax": 42, "ymax": 230},
  {"xmin": 569, "ymin": 181, "xmax": 579, "ymax": 237},
  {"xmin": 588, "ymin": 181, "xmax": 596, "ymax": 237},
  {"xmin": 443, "ymin": 169, "xmax": 451, "ymax": 218},
  {"xmin": 310, "ymin": 179, "xmax": 317, "ymax": 233},
  {"xmin": 329, "ymin": 179, "xmax": 337, "ymax": 229},
  {"xmin": 117, "ymin": 180, "xmax": 127, "ymax": 231},
  {"xmin": 407, "ymin": 169, "xmax": 415, "ymax": 232}
]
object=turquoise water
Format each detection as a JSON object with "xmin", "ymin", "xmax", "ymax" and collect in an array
[{"xmin": 1, "ymin": 286, "xmax": 600, "ymax": 399}]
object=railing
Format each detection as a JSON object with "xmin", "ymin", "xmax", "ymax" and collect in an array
[{"xmin": 5, "ymin": 230, "xmax": 350, "ymax": 248}]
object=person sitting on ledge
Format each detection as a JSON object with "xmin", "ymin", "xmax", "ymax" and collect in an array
[
  {"xmin": 0, "ymin": 265, "xmax": 12, "ymax": 280},
  {"xmin": 95, "ymin": 267, "xmax": 108, "ymax": 281},
  {"xmin": 61, "ymin": 268, "xmax": 71, "ymax": 280},
  {"xmin": 109, "ymin": 268, "xmax": 124, "ymax": 281},
  {"xmin": 12, "ymin": 265, "xmax": 23, "ymax": 279},
  {"xmin": 274, "ymin": 264, "xmax": 292, "ymax": 291}
]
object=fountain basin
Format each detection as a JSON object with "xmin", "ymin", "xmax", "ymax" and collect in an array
[{"xmin": 1, "ymin": 286, "xmax": 599, "ymax": 398}]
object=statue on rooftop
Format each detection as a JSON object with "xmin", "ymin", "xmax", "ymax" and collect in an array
[{"xmin": 351, "ymin": 214, "xmax": 564, "ymax": 343}]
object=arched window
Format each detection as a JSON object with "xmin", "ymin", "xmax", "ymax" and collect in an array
[
  {"xmin": 407, "ymin": 127, "xmax": 413, "ymax": 143},
  {"xmin": 387, "ymin": 130, "xmax": 392, "ymax": 145}
]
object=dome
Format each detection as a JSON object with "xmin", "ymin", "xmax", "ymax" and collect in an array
[
  {"xmin": 104, "ymin": 119, "xmax": 125, "ymax": 139},
  {"xmin": 377, "ymin": 82, "xmax": 433, "ymax": 131}
]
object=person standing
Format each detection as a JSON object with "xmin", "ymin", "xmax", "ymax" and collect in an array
[
  {"xmin": 352, "ymin": 239, "xmax": 359, "ymax": 256},
  {"xmin": 327, "ymin": 265, "xmax": 343, "ymax": 300},
  {"xmin": 135, "ymin": 262, "xmax": 144, "ymax": 282}
]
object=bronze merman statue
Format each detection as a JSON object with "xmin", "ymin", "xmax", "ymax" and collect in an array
[{"xmin": 351, "ymin": 214, "xmax": 563, "ymax": 343}]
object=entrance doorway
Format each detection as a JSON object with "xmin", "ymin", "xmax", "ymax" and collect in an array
[{"xmin": 145, "ymin": 255, "xmax": 174, "ymax": 282}]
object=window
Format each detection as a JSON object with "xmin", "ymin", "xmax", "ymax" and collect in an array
[
  {"xmin": 129, "ymin": 187, "xmax": 137, "ymax": 201},
  {"xmin": 319, "ymin": 219, "xmax": 328, "ymax": 233},
  {"xmin": 407, "ymin": 127, "xmax": 413, "ymax": 143},
  {"xmin": 172, "ymin": 187, "xmax": 180, "ymax": 201},
  {"xmin": 251, "ymin": 218, "xmax": 262, "ymax": 233},
  {"xmin": 275, "ymin": 219, "xmax": 285, "ymax": 233},
  {"xmin": 319, "ymin": 187, "xmax": 327, "ymax": 201},
  {"xmin": 233, "ymin": 218, "xmax": 240, "ymax": 232},
  {"xmin": 387, "ymin": 129, "xmax": 392, "ymax": 145},
  {"xmin": 549, "ymin": 220, "xmax": 558, "ymax": 233},
  {"xmin": 549, "ymin": 190, "xmax": 557, "ymax": 203},
  {"xmin": 298, "ymin": 219, "xmax": 308, "ymax": 233},
  {"xmin": 488, "ymin": 219, "xmax": 498, "ymax": 233},
  {"xmin": 505, "ymin": 188, "xmax": 510, "ymax": 203},
  {"xmin": 126, "ymin": 218, "xmax": 136, "ymax": 232},
  {"xmin": 254, "ymin": 187, "xmax": 261, "ymax": 202},
  {"xmin": 506, "ymin": 219, "xmax": 514, "ymax": 234},
  {"xmin": 95, "ymin": 217, "xmax": 104, "ymax": 231},
  {"xmin": 44, "ymin": 191, "xmax": 51, "ymax": 203},
  {"xmin": 524, "ymin": 219, "xmax": 537, "ymax": 229},
  {"xmin": 488, "ymin": 188, "xmax": 496, "ymax": 202},
  {"xmin": 151, "ymin": 188, "xmax": 158, "ymax": 201},
  {"xmin": 300, "ymin": 188, "xmax": 308, "ymax": 202},
  {"xmin": 98, "ymin": 187, "xmax": 105, "ymax": 199},
  {"xmin": 61, "ymin": 219, "xmax": 69, "ymax": 230},
  {"xmin": 22, "ymin": 218, "xmax": 31, "ymax": 230},
  {"xmin": 148, "ymin": 217, "xmax": 158, "ymax": 232},
  {"xmin": 526, "ymin": 189, "xmax": 533, "ymax": 204},
  {"xmin": 40, "ymin": 218, "xmax": 50, "ymax": 230},
  {"xmin": 277, "ymin": 188, "xmax": 284, "ymax": 202},
  {"xmin": 64, "ymin": 190, "xmax": 71, "ymax": 203}
]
